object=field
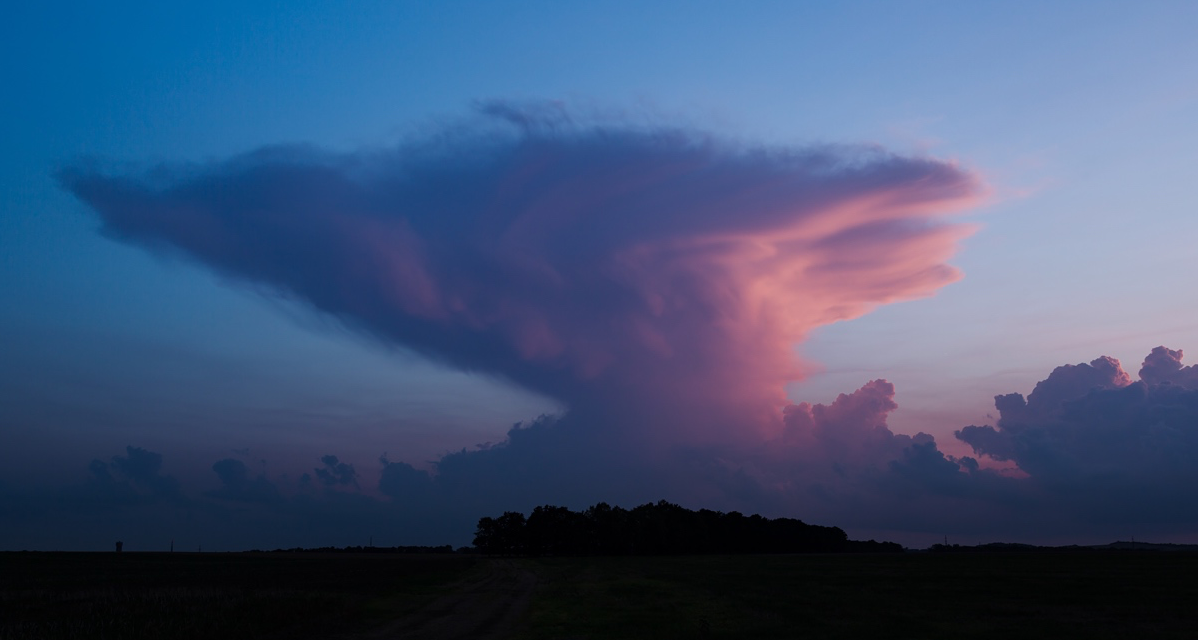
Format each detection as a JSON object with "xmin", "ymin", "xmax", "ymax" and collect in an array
[
  {"xmin": 0, "ymin": 552, "xmax": 482, "ymax": 640},
  {"xmin": 2, "ymin": 551, "xmax": 1197, "ymax": 639},
  {"xmin": 517, "ymin": 552, "xmax": 1198, "ymax": 639}
]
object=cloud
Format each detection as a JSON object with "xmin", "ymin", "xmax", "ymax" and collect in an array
[
  {"xmin": 54, "ymin": 104, "xmax": 1198, "ymax": 545},
  {"xmin": 956, "ymin": 347, "xmax": 1198, "ymax": 523},
  {"xmin": 42, "ymin": 103, "xmax": 1015, "ymax": 548},
  {"xmin": 1139, "ymin": 346, "xmax": 1198, "ymax": 388},
  {"xmin": 60, "ymin": 101, "xmax": 984, "ymax": 444},
  {"xmin": 956, "ymin": 355, "xmax": 1134, "ymax": 464},
  {"xmin": 781, "ymin": 379, "xmax": 917, "ymax": 464},
  {"xmin": 727, "ymin": 380, "xmax": 1006, "ymax": 531},
  {"xmin": 10, "ymin": 344, "xmax": 1198, "ymax": 550},
  {"xmin": 86, "ymin": 446, "xmax": 185, "ymax": 506},
  {"xmin": 314, "ymin": 455, "xmax": 359, "ymax": 488},
  {"xmin": 378, "ymin": 454, "xmax": 431, "ymax": 500},
  {"xmin": 205, "ymin": 458, "xmax": 283, "ymax": 504}
]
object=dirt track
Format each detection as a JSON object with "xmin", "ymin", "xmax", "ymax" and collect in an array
[{"xmin": 360, "ymin": 559, "xmax": 537, "ymax": 640}]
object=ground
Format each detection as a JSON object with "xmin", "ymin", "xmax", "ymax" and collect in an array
[{"xmin": 3, "ymin": 551, "xmax": 1198, "ymax": 639}]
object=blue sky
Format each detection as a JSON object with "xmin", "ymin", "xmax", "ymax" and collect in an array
[{"xmin": 3, "ymin": 1, "xmax": 1197, "ymax": 550}]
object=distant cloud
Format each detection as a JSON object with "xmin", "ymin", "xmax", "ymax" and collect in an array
[
  {"xmin": 86, "ymin": 445, "xmax": 185, "ymax": 506},
  {"xmin": 1139, "ymin": 346, "xmax": 1198, "ymax": 387},
  {"xmin": 7, "ymin": 347, "xmax": 1198, "ymax": 550},
  {"xmin": 378, "ymin": 454, "xmax": 431, "ymax": 500},
  {"xmin": 205, "ymin": 458, "xmax": 282, "ymax": 504},
  {"xmin": 314, "ymin": 455, "xmax": 358, "ymax": 488},
  {"xmin": 956, "ymin": 347, "xmax": 1198, "ymax": 523}
]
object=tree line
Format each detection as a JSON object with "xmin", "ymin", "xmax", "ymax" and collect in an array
[{"xmin": 474, "ymin": 500, "xmax": 902, "ymax": 555}]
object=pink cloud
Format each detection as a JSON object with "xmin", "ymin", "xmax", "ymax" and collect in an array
[
  {"xmin": 61, "ymin": 103, "xmax": 986, "ymax": 445},
  {"xmin": 1139, "ymin": 346, "xmax": 1198, "ymax": 388}
]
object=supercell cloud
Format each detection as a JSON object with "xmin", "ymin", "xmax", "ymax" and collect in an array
[{"xmin": 40, "ymin": 102, "xmax": 1057, "ymax": 549}]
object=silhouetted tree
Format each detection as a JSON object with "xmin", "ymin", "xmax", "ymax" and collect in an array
[
  {"xmin": 474, "ymin": 500, "xmax": 899, "ymax": 556},
  {"xmin": 475, "ymin": 511, "xmax": 528, "ymax": 555}
]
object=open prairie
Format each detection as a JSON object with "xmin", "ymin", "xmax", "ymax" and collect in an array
[
  {"xmin": 0, "ymin": 552, "xmax": 481, "ymax": 639},
  {"xmin": 3, "ymin": 551, "xmax": 1197, "ymax": 639},
  {"xmin": 516, "ymin": 552, "xmax": 1198, "ymax": 639}
]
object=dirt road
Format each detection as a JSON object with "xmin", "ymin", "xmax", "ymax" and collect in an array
[{"xmin": 359, "ymin": 559, "xmax": 537, "ymax": 640}]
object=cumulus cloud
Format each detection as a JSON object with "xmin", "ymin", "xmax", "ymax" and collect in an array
[
  {"xmin": 956, "ymin": 347, "xmax": 1198, "ymax": 523},
  {"xmin": 733, "ymin": 380, "xmax": 998, "ymax": 528},
  {"xmin": 1138, "ymin": 346, "xmax": 1198, "ymax": 388},
  {"xmin": 378, "ymin": 454, "xmax": 431, "ymax": 500},
  {"xmin": 87, "ymin": 446, "xmax": 185, "ymax": 506},
  {"xmin": 11, "ymin": 345, "xmax": 1198, "ymax": 550},
  {"xmin": 314, "ymin": 455, "xmax": 359, "ymax": 488},
  {"xmin": 781, "ymin": 379, "xmax": 926, "ymax": 465}
]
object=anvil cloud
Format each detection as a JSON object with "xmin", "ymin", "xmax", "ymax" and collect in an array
[{"xmin": 61, "ymin": 104, "xmax": 984, "ymax": 443}]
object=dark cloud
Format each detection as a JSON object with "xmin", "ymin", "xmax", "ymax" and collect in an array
[
  {"xmin": 377, "ymin": 455, "xmax": 431, "ymax": 500},
  {"xmin": 9, "ymin": 342, "xmax": 1198, "ymax": 551},
  {"xmin": 314, "ymin": 455, "xmax": 358, "ymax": 488},
  {"xmin": 205, "ymin": 458, "xmax": 282, "ymax": 504},
  {"xmin": 86, "ymin": 446, "xmax": 185, "ymax": 506},
  {"xmin": 956, "ymin": 348, "xmax": 1198, "ymax": 523}
]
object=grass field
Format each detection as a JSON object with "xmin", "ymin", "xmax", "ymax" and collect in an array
[
  {"xmin": 517, "ymin": 552, "xmax": 1198, "ymax": 640},
  {"xmin": 0, "ymin": 552, "xmax": 481, "ymax": 639},
  {"xmin": 3, "ymin": 551, "xmax": 1197, "ymax": 639}
]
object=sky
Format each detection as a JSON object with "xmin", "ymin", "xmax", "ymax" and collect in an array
[{"xmin": 3, "ymin": 1, "xmax": 1198, "ymax": 551}]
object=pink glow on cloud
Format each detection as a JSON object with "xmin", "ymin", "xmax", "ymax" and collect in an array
[
  {"xmin": 57, "ymin": 107, "xmax": 1198, "ymax": 544},
  {"xmin": 1139, "ymin": 346, "xmax": 1198, "ymax": 387},
  {"xmin": 62, "ymin": 105, "xmax": 986, "ymax": 446}
]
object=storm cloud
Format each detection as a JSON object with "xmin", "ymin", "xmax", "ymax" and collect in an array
[
  {"xmin": 61, "ymin": 103, "xmax": 984, "ymax": 444},
  {"xmin": 42, "ymin": 103, "xmax": 1022, "ymax": 548}
]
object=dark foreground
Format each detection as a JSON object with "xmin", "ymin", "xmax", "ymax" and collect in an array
[
  {"xmin": 517, "ymin": 552, "xmax": 1198, "ymax": 639},
  {"xmin": 3, "ymin": 551, "xmax": 1197, "ymax": 639},
  {"xmin": 0, "ymin": 552, "xmax": 484, "ymax": 640}
]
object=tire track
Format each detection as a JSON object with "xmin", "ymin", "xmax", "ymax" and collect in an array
[{"xmin": 358, "ymin": 559, "xmax": 537, "ymax": 640}]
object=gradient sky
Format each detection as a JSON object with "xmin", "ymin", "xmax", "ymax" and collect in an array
[{"xmin": 3, "ymin": 1, "xmax": 1197, "ymax": 551}]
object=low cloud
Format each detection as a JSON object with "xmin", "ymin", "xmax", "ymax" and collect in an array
[
  {"xmin": 314, "ymin": 455, "xmax": 359, "ymax": 488},
  {"xmin": 378, "ymin": 455, "xmax": 431, "ymax": 500},
  {"xmin": 205, "ymin": 459, "xmax": 283, "ymax": 504},
  {"xmin": 957, "ymin": 347, "xmax": 1198, "ymax": 523},
  {"xmin": 86, "ymin": 446, "xmax": 186, "ymax": 507},
  {"xmin": 9, "ymin": 342, "xmax": 1198, "ymax": 551}
]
